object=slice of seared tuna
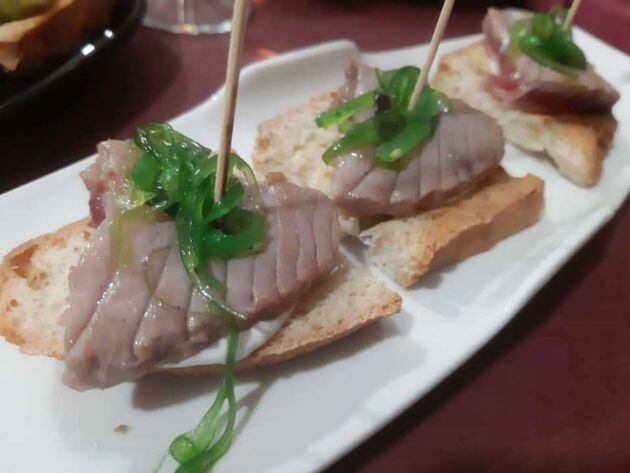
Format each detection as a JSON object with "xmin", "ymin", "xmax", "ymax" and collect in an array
[
  {"xmin": 482, "ymin": 8, "xmax": 619, "ymax": 114},
  {"xmin": 63, "ymin": 141, "xmax": 340, "ymax": 390},
  {"xmin": 329, "ymin": 97, "xmax": 504, "ymax": 218}
]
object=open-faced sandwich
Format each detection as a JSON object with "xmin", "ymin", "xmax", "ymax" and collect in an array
[
  {"xmin": 253, "ymin": 62, "xmax": 545, "ymax": 287},
  {"xmin": 0, "ymin": 0, "xmax": 119, "ymax": 74},
  {"xmin": 0, "ymin": 124, "xmax": 401, "ymax": 468},
  {"xmin": 432, "ymin": 6, "xmax": 620, "ymax": 187}
]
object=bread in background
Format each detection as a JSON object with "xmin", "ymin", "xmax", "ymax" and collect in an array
[{"xmin": 0, "ymin": 0, "xmax": 119, "ymax": 74}]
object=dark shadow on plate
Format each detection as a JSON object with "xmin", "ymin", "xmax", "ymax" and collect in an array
[
  {"xmin": 136, "ymin": 373, "xmax": 268, "ymax": 432},
  {"xmin": 132, "ymin": 311, "xmax": 410, "ymax": 412},
  {"xmin": 340, "ymin": 234, "xmax": 368, "ymax": 266},
  {"xmin": 240, "ymin": 311, "xmax": 412, "ymax": 383},
  {"xmin": 128, "ymin": 305, "xmax": 411, "ymax": 470},
  {"xmin": 49, "ymin": 253, "xmax": 412, "ymax": 470},
  {"xmin": 325, "ymin": 206, "xmax": 623, "ymax": 472},
  {"xmin": 133, "ymin": 371, "xmax": 223, "ymax": 411},
  {"xmin": 412, "ymin": 262, "xmax": 458, "ymax": 290}
]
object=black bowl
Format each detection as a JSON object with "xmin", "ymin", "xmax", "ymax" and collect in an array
[{"xmin": 0, "ymin": 0, "xmax": 146, "ymax": 118}]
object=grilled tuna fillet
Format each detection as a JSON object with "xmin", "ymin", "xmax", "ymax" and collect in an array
[
  {"xmin": 63, "ymin": 141, "xmax": 340, "ymax": 390},
  {"xmin": 482, "ymin": 8, "xmax": 619, "ymax": 114},
  {"xmin": 330, "ymin": 65, "xmax": 504, "ymax": 218}
]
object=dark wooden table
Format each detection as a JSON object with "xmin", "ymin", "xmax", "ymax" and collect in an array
[{"xmin": 2, "ymin": 1, "xmax": 629, "ymax": 471}]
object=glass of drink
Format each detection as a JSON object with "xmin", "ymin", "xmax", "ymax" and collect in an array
[{"xmin": 144, "ymin": 0, "xmax": 251, "ymax": 35}]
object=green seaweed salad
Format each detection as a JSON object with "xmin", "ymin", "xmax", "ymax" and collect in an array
[
  {"xmin": 509, "ymin": 6, "xmax": 587, "ymax": 76},
  {"xmin": 316, "ymin": 66, "xmax": 451, "ymax": 166},
  {"xmin": 120, "ymin": 123, "xmax": 266, "ymax": 472}
]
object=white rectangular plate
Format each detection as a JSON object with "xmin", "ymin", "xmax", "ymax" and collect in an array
[{"xmin": 1, "ymin": 31, "xmax": 629, "ymax": 473}]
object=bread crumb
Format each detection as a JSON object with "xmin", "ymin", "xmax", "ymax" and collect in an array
[{"xmin": 114, "ymin": 424, "xmax": 129, "ymax": 434}]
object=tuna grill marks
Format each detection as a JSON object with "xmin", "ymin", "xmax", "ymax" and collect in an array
[
  {"xmin": 329, "ymin": 64, "xmax": 504, "ymax": 218},
  {"xmin": 482, "ymin": 8, "xmax": 619, "ymax": 114},
  {"xmin": 63, "ymin": 142, "xmax": 340, "ymax": 390}
]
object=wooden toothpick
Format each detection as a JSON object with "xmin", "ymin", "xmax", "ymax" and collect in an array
[
  {"xmin": 214, "ymin": 0, "xmax": 249, "ymax": 203},
  {"xmin": 562, "ymin": 0, "xmax": 583, "ymax": 31},
  {"xmin": 407, "ymin": 0, "xmax": 456, "ymax": 112}
]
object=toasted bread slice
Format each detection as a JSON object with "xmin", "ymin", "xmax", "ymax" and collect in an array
[
  {"xmin": 254, "ymin": 91, "xmax": 341, "ymax": 195},
  {"xmin": 360, "ymin": 168, "xmax": 543, "ymax": 287},
  {"xmin": 253, "ymin": 91, "xmax": 544, "ymax": 288},
  {"xmin": 0, "ymin": 0, "xmax": 119, "ymax": 74},
  {"xmin": 432, "ymin": 42, "xmax": 617, "ymax": 187},
  {"xmin": 0, "ymin": 219, "xmax": 402, "ymax": 372}
]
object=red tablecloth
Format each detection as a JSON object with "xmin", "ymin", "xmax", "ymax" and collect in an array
[{"xmin": 2, "ymin": 1, "xmax": 629, "ymax": 471}]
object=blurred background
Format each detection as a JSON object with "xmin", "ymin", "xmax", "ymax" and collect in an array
[{"xmin": 0, "ymin": 0, "xmax": 628, "ymax": 190}]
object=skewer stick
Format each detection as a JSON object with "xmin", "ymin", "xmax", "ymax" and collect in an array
[
  {"xmin": 214, "ymin": 0, "xmax": 249, "ymax": 203},
  {"xmin": 407, "ymin": 0, "xmax": 456, "ymax": 112},
  {"xmin": 562, "ymin": 0, "xmax": 583, "ymax": 31}
]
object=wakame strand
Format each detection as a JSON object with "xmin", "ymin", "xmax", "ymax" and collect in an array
[
  {"xmin": 170, "ymin": 327, "xmax": 239, "ymax": 472},
  {"xmin": 315, "ymin": 66, "xmax": 451, "ymax": 165},
  {"xmin": 128, "ymin": 123, "xmax": 264, "ymax": 472},
  {"xmin": 316, "ymin": 91, "xmax": 375, "ymax": 128},
  {"xmin": 509, "ymin": 6, "xmax": 587, "ymax": 75},
  {"xmin": 130, "ymin": 122, "xmax": 266, "ymax": 318},
  {"xmin": 170, "ymin": 188, "xmax": 243, "ymax": 468}
]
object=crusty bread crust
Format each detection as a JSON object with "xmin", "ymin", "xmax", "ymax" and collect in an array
[
  {"xmin": 0, "ymin": 0, "xmax": 119, "ymax": 74},
  {"xmin": 0, "ymin": 218, "xmax": 91, "ymax": 358},
  {"xmin": 360, "ymin": 168, "xmax": 544, "ymax": 287},
  {"xmin": 252, "ymin": 89, "xmax": 545, "ymax": 287},
  {"xmin": 0, "ymin": 219, "xmax": 401, "ymax": 373},
  {"xmin": 432, "ymin": 42, "xmax": 617, "ymax": 187}
]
